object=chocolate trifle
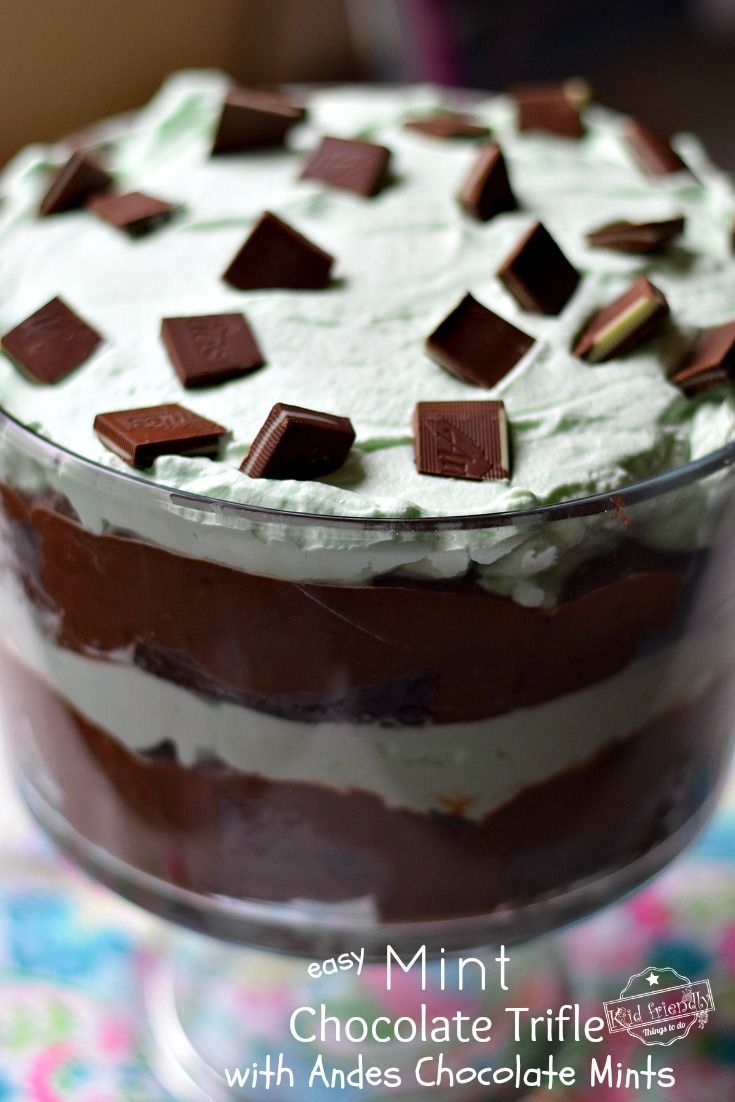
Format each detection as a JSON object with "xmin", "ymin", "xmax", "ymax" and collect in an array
[{"xmin": 0, "ymin": 73, "xmax": 734, "ymax": 943}]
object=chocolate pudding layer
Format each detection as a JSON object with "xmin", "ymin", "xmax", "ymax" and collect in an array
[
  {"xmin": 1, "ymin": 478, "xmax": 734, "ymax": 924},
  {"xmin": 2, "ymin": 648, "xmax": 732, "ymax": 923}
]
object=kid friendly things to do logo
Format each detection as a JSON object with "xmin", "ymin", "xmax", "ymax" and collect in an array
[
  {"xmin": 222, "ymin": 947, "xmax": 716, "ymax": 1093},
  {"xmin": 604, "ymin": 965, "xmax": 715, "ymax": 1047}
]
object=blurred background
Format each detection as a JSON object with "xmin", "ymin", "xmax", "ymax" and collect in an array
[{"xmin": 1, "ymin": 0, "xmax": 734, "ymax": 168}]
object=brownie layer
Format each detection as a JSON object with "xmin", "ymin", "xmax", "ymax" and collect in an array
[
  {"xmin": 1, "ymin": 484, "xmax": 693, "ymax": 726},
  {"xmin": 2, "ymin": 650, "xmax": 732, "ymax": 922}
]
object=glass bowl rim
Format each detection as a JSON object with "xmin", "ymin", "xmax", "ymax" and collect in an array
[{"xmin": 1, "ymin": 407, "xmax": 734, "ymax": 532}]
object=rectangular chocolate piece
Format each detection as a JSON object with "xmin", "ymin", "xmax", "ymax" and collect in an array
[
  {"xmin": 87, "ymin": 191, "xmax": 178, "ymax": 237},
  {"xmin": 624, "ymin": 119, "xmax": 687, "ymax": 176},
  {"xmin": 242, "ymin": 402, "xmax": 355, "ymax": 480},
  {"xmin": 413, "ymin": 400, "xmax": 510, "ymax": 481},
  {"xmin": 497, "ymin": 221, "xmax": 580, "ymax": 315},
  {"xmin": 211, "ymin": 88, "xmax": 305, "ymax": 155},
  {"xmin": 672, "ymin": 321, "xmax": 735, "ymax": 395},
  {"xmin": 404, "ymin": 111, "xmax": 491, "ymax": 140},
  {"xmin": 586, "ymin": 217, "xmax": 685, "ymax": 254},
  {"xmin": 513, "ymin": 81, "xmax": 589, "ymax": 138},
  {"xmin": 93, "ymin": 403, "xmax": 228, "ymax": 468},
  {"xmin": 39, "ymin": 151, "xmax": 112, "ymax": 216},
  {"xmin": 573, "ymin": 276, "xmax": 669, "ymax": 363},
  {"xmin": 223, "ymin": 210, "xmax": 334, "ymax": 290},
  {"xmin": 161, "ymin": 313, "xmax": 264, "ymax": 388},
  {"xmin": 300, "ymin": 136, "xmax": 391, "ymax": 198},
  {"xmin": 1, "ymin": 297, "xmax": 103, "ymax": 384},
  {"xmin": 425, "ymin": 293, "xmax": 534, "ymax": 388},
  {"xmin": 457, "ymin": 143, "xmax": 517, "ymax": 222}
]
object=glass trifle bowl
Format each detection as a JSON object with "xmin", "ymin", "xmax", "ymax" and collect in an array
[{"xmin": 0, "ymin": 410, "xmax": 733, "ymax": 959}]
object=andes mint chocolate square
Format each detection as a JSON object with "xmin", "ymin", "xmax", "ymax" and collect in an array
[
  {"xmin": 241, "ymin": 402, "xmax": 355, "ymax": 479},
  {"xmin": 425, "ymin": 293, "xmax": 534, "ymax": 388},
  {"xmin": 671, "ymin": 321, "xmax": 735, "ymax": 395},
  {"xmin": 404, "ymin": 111, "xmax": 491, "ymax": 140},
  {"xmin": 87, "ymin": 191, "xmax": 178, "ymax": 236},
  {"xmin": 513, "ymin": 80, "xmax": 589, "ymax": 138},
  {"xmin": 300, "ymin": 136, "xmax": 391, "ymax": 198},
  {"xmin": 497, "ymin": 222, "xmax": 580, "ymax": 315},
  {"xmin": 1, "ymin": 297, "xmax": 103, "ymax": 384},
  {"xmin": 223, "ymin": 211, "xmax": 334, "ymax": 290},
  {"xmin": 624, "ymin": 119, "xmax": 687, "ymax": 176},
  {"xmin": 93, "ymin": 403, "xmax": 228, "ymax": 467},
  {"xmin": 573, "ymin": 276, "xmax": 669, "ymax": 363},
  {"xmin": 39, "ymin": 151, "xmax": 112, "ymax": 216},
  {"xmin": 211, "ymin": 88, "xmax": 306, "ymax": 154},
  {"xmin": 586, "ymin": 217, "xmax": 685, "ymax": 253},
  {"xmin": 413, "ymin": 400, "xmax": 510, "ymax": 481},
  {"xmin": 457, "ymin": 143, "xmax": 517, "ymax": 222},
  {"xmin": 161, "ymin": 313, "xmax": 264, "ymax": 388}
]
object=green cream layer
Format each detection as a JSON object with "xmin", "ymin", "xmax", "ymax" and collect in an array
[{"xmin": 0, "ymin": 72, "xmax": 734, "ymax": 600}]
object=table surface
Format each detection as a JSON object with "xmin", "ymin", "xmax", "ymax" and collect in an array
[{"xmin": 0, "ymin": 746, "xmax": 732, "ymax": 1102}]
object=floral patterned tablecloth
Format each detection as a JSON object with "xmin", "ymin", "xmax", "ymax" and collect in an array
[{"xmin": 0, "ymin": 752, "xmax": 732, "ymax": 1102}]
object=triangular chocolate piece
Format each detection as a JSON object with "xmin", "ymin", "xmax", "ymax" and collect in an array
[
  {"xmin": 513, "ymin": 81, "xmax": 589, "ymax": 138},
  {"xmin": 573, "ymin": 277, "xmax": 669, "ymax": 362},
  {"xmin": 426, "ymin": 293, "xmax": 534, "ymax": 387},
  {"xmin": 300, "ymin": 136, "xmax": 392, "ymax": 198},
  {"xmin": 211, "ymin": 88, "xmax": 306, "ymax": 155},
  {"xmin": 457, "ymin": 143, "xmax": 517, "ymax": 222},
  {"xmin": 39, "ymin": 151, "xmax": 112, "ymax": 216},
  {"xmin": 624, "ymin": 119, "xmax": 687, "ymax": 176},
  {"xmin": 672, "ymin": 321, "xmax": 735, "ymax": 395},
  {"xmin": 223, "ymin": 211, "xmax": 334, "ymax": 290},
  {"xmin": 497, "ymin": 222, "xmax": 580, "ymax": 315}
]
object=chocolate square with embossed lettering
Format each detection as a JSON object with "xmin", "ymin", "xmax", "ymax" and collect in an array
[
  {"xmin": 413, "ymin": 400, "xmax": 510, "ymax": 481},
  {"xmin": 94, "ymin": 403, "xmax": 228, "ymax": 467},
  {"xmin": 211, "ymin": 88, "xmax": 306, "ymax": 155},
  {"xmin": 573, "ymin": 276, "xmax": 669, "ymax": 363},
  {"xmin": 586, "ymin": 217, "xmax": 685, "ymax": 254},
  {"xmin": 497, "ymin": 222, "xmax": 580, "ymax": 315},
  {"xmin": 300, "ymin": 136, "xmax": 391, "ymax": 197},
  {"xmin": 404, "ymin": 111, "xmax": 491, "ymax": 140},
  {"xmin": 513, "ymin": 81, "xmax": 588, "ymax": 138},
  {"xmin": 457, "ymin": 143, "xmax": 517, "ymax": 222},
  {"xmin": 39, "ymin": 151, "xmax": 113, "ymax": 216},
  {"xmin": 1, "ymin": 297, "xmax": 103, "ymax": 384},
  {"xmin": 161, "ymin": 313, "xmax": 264, "ymax": 388},
  {"xmin": 624, "ymin": 119, "xmax": 687, "ymax": 176},
  {"xmin": 426, "ymin": 293, "xmax": 534, "ymax": 388},
  {"xmin": 223, "ymin": 211, "xmax": 334, "ymax": 290},
  {"xmin": 87, "ymin": 191, "xmax": 178, "ymax": 236},
  {"xmin": 242, "ymin": 402, "xmax": 355, "ymax": 479},
  {"xmin": 672, "ymin": 321, "xmax": 735, "ymax": 395}
]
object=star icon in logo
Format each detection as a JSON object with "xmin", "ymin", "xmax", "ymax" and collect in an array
[{"xmin": 646, "ymin": 971, "xmax": 660, "ymax": 987}]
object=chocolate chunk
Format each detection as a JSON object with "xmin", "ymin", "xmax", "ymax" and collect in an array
[
  {"xmin": 87, "ymin": 191, "xmax": 178, "ymax": 236},
  {"xmin": 513, "ymin": 80, "xmax": 589, "ymax": 138},
  {"xmin": 300, "ymin": 136, "xmax": 391, "ymax": 198},
  {"xmin": 93, "ymin": 403, "xmax": 228, "ymax": 468},
  {"xmin": 413, "ymin": 400, "xmax": 510, "ymax": 481},
  {"xmin": 39, "ymin": 151, "xmax": 112, "ymax": 216},
  {"xmin": 223, "ymin": 211, "xmax": 334, "ymax": 290},
  {"xmin": 586, "ymin": 216, "xmax": 685, "ymax": 253},
  {"xmin": 211, "ymin": 88, "xmax": 306, "ymax": 154},
  {"xmin": 671, "ymin": 321, "xmax": 735, "ymax": 395},
  {"xmin": 497, "ymin": 222, "xmax": 580, "ymax": 315},
  {"xmin": 1, "ymin": 297, "xmax": 103, "ymax": 384},
  {"xmin": 457, "ymin": 143, "xmax": 517, "ymax": 222},
  {"xmin": 241, "ymin": 402, "xmax": 355, "ymax": 479},
  {"xmin": 425, "ymin": 293, "xmax": 534, "ymax": 388},
  {"xmin": 624, "ymin": 119, "xmax": 687, "ymax": 176},
  {"xmin": 573, "ymin": 276, "xmax": 670, "ymax": 363},
  {"xmin": 404, "ymin": 111, "xmax": 491, "ymax": 140},
  {"xmin": 161, "ymin": 313, "xmax": 264, "ymax": 388}
]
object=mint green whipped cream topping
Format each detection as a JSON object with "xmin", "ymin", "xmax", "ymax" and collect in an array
[{"xmin": 0, "ymin": 71, "xmax": 734, "ymax": 529}]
